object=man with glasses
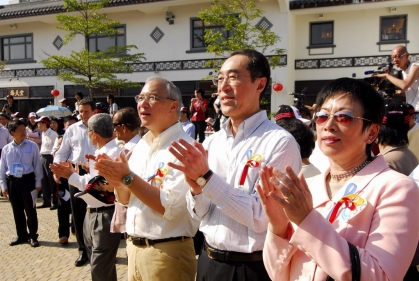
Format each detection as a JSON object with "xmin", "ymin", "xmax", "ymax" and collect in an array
[
  {"xmin": 375, "ymin": 45, "xmax": 419, "ymax": 120},
  {"xmin": 94, "ymin": 76, "xmax": 199, "ymax": 281},
  {"xmin": 167, "ymin": 49, "xmax": 301, "ymax": 281}
]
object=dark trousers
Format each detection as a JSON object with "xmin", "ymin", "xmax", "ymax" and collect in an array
[
  {"xmin": 69, "ymin": 166, "xmax": 87, "ymax": 256},
  {"xmin": 7, "ymin": 173, "xmax": 38, "ymax": 240},
  {"xmin": 196, "ymin": 245, "xmax": 271, "ymax": 281},
  {"xmin": 40, "ymin": 154, "xmax": 57, "ymax": 206},
  {"xmin": 193, "ymin": 120, "xmax": 206, "ymax": 143},
  {"xmin": 84, "ymin": 206, "xmax": 120, "ymax": 281},
  {"xmin": 404, "ymin": 266, "xmax": 419, "ymax": 281},
  {"xmin": 57, "ymin": 178, "xmax": 71, "ymax": 238}
]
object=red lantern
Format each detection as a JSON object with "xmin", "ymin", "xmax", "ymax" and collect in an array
[
  {"xmin": 273, "ymin": 83, "xmax": 283, "ymax": 92},
  {"xmin": 51, "ymin": 89, "xmax": 60, "ymax": 97}
]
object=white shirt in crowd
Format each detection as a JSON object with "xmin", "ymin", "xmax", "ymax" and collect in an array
[
  {"xmin": 39, "ymin": 128, "xmax": 58, "ymax": 155},
  {"xmin": 403, "ymin": 62, "xmax": 419, "ymax": 111},
  {"xmin": 0, "ymin": 126, "xmax": 12, "ymax": 149},
  {"xmin": 181, "ymin": 120, "xmax": 195, "ymax": 138},
  {"xmin": 186, "ymin": 110, "xmax": 301, "ymax": 253},
  {"xmin": 54, "ymin": 120, "xmax": 96, "ymax": 164},
  {"xmin": 125, "ymin": 123, "xmax": 200, "ymax": 240}
]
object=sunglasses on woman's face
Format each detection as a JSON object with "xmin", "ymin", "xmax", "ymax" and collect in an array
[{"xmin": 314, "ymin": 111, "xmax": 372, "ymax": 126}]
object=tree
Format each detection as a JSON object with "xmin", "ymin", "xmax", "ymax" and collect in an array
[
  {"xmin": 0, "ymin": 60, "xmax": 5, "ymax": 72},
  {"xmin": 41, "ymin": 0, "xmax": 145, "ymax": 99},
  {"xmin": 198, "ymin": 0, "xmax": 285, "ymax": 69}
]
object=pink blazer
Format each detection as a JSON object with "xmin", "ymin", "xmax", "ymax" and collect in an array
[{"xmin": 263, "ymin": 155, "xmax": 419, "ymax": 281}]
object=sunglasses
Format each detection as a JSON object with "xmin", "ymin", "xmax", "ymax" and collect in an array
[{"xmin": 314, "ymin": 111, "xmax": 372, "ymax": 126}]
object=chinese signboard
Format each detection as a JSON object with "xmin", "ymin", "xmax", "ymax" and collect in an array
[{"xmin": 7, "ymin": 87, "xmax": 29, "ymax": 98}]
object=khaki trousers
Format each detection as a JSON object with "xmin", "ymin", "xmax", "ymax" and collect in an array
[{"xmin": 127, "ymin": 237, "xmax": 196, "ymax": 281}]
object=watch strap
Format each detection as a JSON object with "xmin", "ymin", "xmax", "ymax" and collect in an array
[{"xmin": 202, "ymin": 169, "xmax": 213, "ymax": 180}]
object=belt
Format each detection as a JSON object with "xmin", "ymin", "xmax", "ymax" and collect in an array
[
  {"xmin": 41, "ymin": 154, "xmax": 52, "ymax": 157},
  {"xmin": 86, "ymin": 205, "xmax": 114, "ymax": 213},
  {"xmin": 127, "ymin": 235, "xmax": 190, "ymax": 246},
  {"xmin": 204, "ymin": 241, "xmax": 263, "ymax": 262}
]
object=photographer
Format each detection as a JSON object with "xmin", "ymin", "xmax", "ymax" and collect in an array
[
  {"xmin": 2, "ymin": 95, "xmax": 17, "ymax": 117},
  {"xmin": 375, "ymin": 46, "xmax": 419, "ymax": 116}
]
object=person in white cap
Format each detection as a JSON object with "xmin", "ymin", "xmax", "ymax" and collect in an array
[
  {"xmin": 36, "ymin": 116, "xmax": 59, "ymax": 210},
  {"xmin": 60, "ymin": 98, "xmax": 71, "ymax": 110},
  {"xmin": 27, "ymin": 112, "xmax": 41, "ymax": 149}
]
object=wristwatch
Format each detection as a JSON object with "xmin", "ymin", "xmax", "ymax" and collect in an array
[
  {"xmin": 121, "ymin": 171, "xmax": 135, "ymax": 186},
  {"xmin": 195, "ymin": 170, "xmax": 214, "ymax": 187}
]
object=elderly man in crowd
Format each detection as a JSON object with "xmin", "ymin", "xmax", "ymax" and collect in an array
[
  {"xmin": 53, "ymin": 99, "xmax": 96, "ymax": 266},
  {"xmin": 95, "ymin": 76, "xmax": 199, "ymax": 281},
  {"xmin": 50, "ymin": 113, "xmax": 121, "ymax": 281},
  {"xmin": 168, "ymin": 49, "xmax": 301, "ymax": 281}
]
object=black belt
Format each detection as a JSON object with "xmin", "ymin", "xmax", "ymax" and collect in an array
[
  {"xmin": 6, "ymin": 172, "xmax": 35, "ymax": 180},
  {"xmin": 204, "ymin": 241, "xmax": 263, "ymax": 262},
  {"xmin": 41, "ymin": 154, "xmax": 52, "ymax": 157},
  {"xmin": 86, "ymin": 205, "xmax": 114, "ymax": 213},
  {"xmin": 127, "ymin": 235, "xmax": 190, "ymax": 246}
]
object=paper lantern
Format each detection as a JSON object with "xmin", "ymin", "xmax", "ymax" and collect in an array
[
  {"xmin": 51, "ymin": 89, "xmax": 60, "ymax": 97},
  {"xmin": 273, "ymin": 83, "xmax": 283, "ymax": 92}
]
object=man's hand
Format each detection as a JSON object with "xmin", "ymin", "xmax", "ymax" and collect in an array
[
  {"xmin": 94, "ymin": 152, "xmax": 130, "ymax": 185},
  {"xmin": 2, "ymin": 190, "xmax": 8, "ymax": 198},
  {"xmin": 168, "ymin": 139, "xmax": 210, "ymax": 195},
  {"xmin": 50, "ymin": 160, "xmax": 75, "ymax": 179}
]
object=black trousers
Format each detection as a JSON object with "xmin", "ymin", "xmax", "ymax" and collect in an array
[
  {"xmin": 57, "ymin": 178, "xmax": 71, "ymax": 238},
  {"xmin": 69, "ymin": 166, "xmax": 87, "ymax": 256},
  {"xmin": 7, "ymin": 173, "xmax": 38, "ymax": 240},
  {"xmin": 40, "ymin": 154, "xmax": 58, "ymax": 206},
  {"xmin": 196, "ymin": 245, "xmax": 271, "ymax": 281},
  {"xmin": 193, "ymin": 120, "xmax": 206, "ymax": 143}
]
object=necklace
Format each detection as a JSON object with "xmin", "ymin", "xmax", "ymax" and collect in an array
[{"xmin": 330, "ymin": 160, "xmax": 371, "ymax": 181}]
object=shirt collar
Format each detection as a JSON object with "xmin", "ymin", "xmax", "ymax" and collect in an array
[
  {"xmin": 97, "ymin": 138, "xmax": 118, "ymax": 154},
  {"xmin": 12, "ymin": 139, "xmax": 28, "ymax": 147},
  {"xmin": 143, "ymin": 122, "xmax": 183, "ymax": 147},
  {"xmin": 125, "ymin": 135, "xmax": 141, "ymax": 150},
  {"xmin": 225, "ymin": 110, "xmax": 268, "ymax": 140}
]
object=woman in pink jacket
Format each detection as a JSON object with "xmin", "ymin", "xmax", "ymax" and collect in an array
[{"xmin": 258, "ymin": 78, "xmax": 419, "ymax": 281}]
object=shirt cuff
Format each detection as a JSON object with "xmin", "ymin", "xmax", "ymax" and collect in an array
[{"xmin": 68, "ymin": 173, "xmax": 81, "ymax": 190}]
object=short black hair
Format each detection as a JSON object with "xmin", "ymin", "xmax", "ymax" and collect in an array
[
  {"xmin": 78, "ymin": 99, "xmax": 96, "ymax": 111},
  {"xmin": 195, "ymin": 89, "xmax": 205, "ymax": 96},
  {"xmin": 8, "ymin": 120, "xmax": 25, "ymax": 133},
  {"xmin": 75, "ymin": 91, "xmax": 84, "ymax": 99},
  {"xmin": 229, "ymin": 49, "xmax": 271, "ymax": 97},
  {"xmin": 377, "ymin": 99, "xmax": 409, "ymax": 146},
  {"xmin": 107, "ymin": 94, "xmax": 115, "ymax": 103},
  {"xmin": 114, "ymin": 107, "xmax": 141, "ymax": 132},
  {"xmin": 277, "ymin": 118, "xmax": 315, "ymax": 159},
  {"xmin": 316, "ymin": 78, "xmax": 385, "ymax": 159}
]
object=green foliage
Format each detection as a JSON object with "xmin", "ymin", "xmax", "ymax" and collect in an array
[
  {"xmin": 40, "ymin": 0, "xmax": 145, "ymax": 98},
  {"xmin": 198, "ymin": 0, "xmax": 285, "ymax": 69},
  {"xmin": 0, "ymin": 60, "xmax": 5, "ymax": 72}
]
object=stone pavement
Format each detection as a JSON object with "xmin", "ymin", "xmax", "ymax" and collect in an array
[{"xmin": 0, "ymin": 196, "xmax": 128, "ymax": 281}]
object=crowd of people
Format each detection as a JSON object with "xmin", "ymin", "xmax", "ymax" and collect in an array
[{"xmin": 0, "ymin": 46, "xmax": 419, "ymax": 281}]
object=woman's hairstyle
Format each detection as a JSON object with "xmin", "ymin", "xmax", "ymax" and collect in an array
[
  {"xmin": 75, "ymin": 91, "xmax": 83, "ymax": 99},
  {"xmin": 114, "ymin": 107, "xmax": 141, "ymax": 132},
  {"xmin": 316, "ymin": 78, "xmax": 385, "ymax": 159},
  {"xmin": 195, "ymin": 89, "xmax": 205, "ymax": 96},
  {"xmin": 377, "ymin": 98, "xmax": 409, "ymax": 146},
  {"xmin": 107, "ymin": 94, "xmax": 115, "ymax": 103},
  {"xmin": 277, "ymin": 118, "xmax": 315, "ymax": 159},
  {"xmin": 50, "ymin": 117, "xmax": 65, "ymax": 135}
]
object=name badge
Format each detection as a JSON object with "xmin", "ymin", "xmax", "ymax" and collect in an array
[{"xmin": 13, "ymin": 163, "xmax": 23, "ymax": 178}]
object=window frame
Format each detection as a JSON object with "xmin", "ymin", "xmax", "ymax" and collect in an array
[
  {"xmin": 188, "ymin": 17, "xmax": 235, "ymax": 53},
  {"xmin": 1, "ymin": 33, "xmax": 35, "ymax": 64},
  {"xmin": 309, "ymin": 21, "xmax": 335, "ymax": 48},
  {"xmin": 88, "ymin": 25, "xmax": 126, "ymax": 54},
  {"xmin": 378, "ymin": 15, "xmax": 408, "ymax": 44}
]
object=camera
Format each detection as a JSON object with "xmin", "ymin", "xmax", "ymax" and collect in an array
[
  {"xmin": 364, "ymin": 63, "xmax": 402, "ymax": 98},
  {"xmin": 3, "ymin": 104, "xmax": 9, "ymax": 108},
  {"xmin": 289, "ymin": 87, "xmax": 307, "ymax": 108}
]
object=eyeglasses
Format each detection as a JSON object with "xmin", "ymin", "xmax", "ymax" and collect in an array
[
  {"xmin": 314, "ymin": 111, "xmax": 373, "ymax": 126},
  {"xmin": 391, "ymin": 53, "xmax": 407, "ymax": 60},
  {"xmin": 212, "ymin": 73, "xmax": 252, "ymax": 86},
  {"xmin": 113, "ymin": 123, "xmax": 123, "ymax": 127},
  {"xmin": 135, "ymin": 94, "xmax": 175, "ymax": 105}
]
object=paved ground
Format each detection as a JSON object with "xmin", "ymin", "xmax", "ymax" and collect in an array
[{"xmin": 0, "ymin": 196, "xmax": 128, "ymax": 281}]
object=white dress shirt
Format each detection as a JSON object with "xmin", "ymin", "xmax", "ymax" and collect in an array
[
  {"xmin": 403, "ymin": 62, "xmax": 419, "ymax": 110},
  {"xmin": 124, "ymin": 134, "xmax": 141, "ymax": 153},
  {"xmin": 39, "ymin": 128, "xmax": 58, "ymax": 155},
  {"xmin": 68, "ymin": 139, "xmax": 121, "ymax": 207},
  {"xmin": 181, "ymin": 120, "xmax": 195, "ymax": 138},
  {"xmin": 125, "ymin": 122, "xmax": 200, "ymax": 239},
  {"xmin": 0, "ymin": 126, "xmax": 12, "ymax": 149},
  {"xmin": 53, "ymin": 120, "xmax": 96, "ymax": 164},
  {"xmin": 186, "ymin": 110, "xmax": 301, "ymax": 253}
]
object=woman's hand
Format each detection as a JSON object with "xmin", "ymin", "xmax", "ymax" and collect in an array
[
  {"xmin": 269, "ymin": 166, "xmax": 313, "ymax": 226},
  {"xmin": 256, "ymin": 165, "xmax": 289, "ymax": 237}
]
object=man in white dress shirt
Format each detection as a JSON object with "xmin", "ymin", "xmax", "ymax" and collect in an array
[
  {"xmin": 168, "ymin": 49, "xmax": 301, "ymax": 281},
  {"xmin": 36, "ymin": 116, "xmax": 58, "ymax": 209},
  {"xmin": 53, "ymin": 99, "xmax": 96, "ymax": 266},
  {"xmin": 50, "ymin": 113, "xmax": 121, "ymax": 281},
  {"xmin": 95, "ymin": 77, "xmax": 199, "ymax": 281}
]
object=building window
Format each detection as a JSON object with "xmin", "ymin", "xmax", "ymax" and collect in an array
[
  {"xmin": 380, "ymin": 15, "xmax": 407, "ymax": 41},
  {"xmin": 1, "ymin": 34, "xmax": 33, "ymax": 61},
  {"xmin": 190, "ymin": 18, "xmax": 234, "ymax": 50},
  {"xmin": 310, "ymin": 21, "xmax": 333, "ymax": 46},
  {"xmin": 88, "ymin": 26, "xmax": 126, "ymax": 53}
]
